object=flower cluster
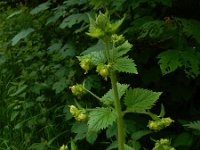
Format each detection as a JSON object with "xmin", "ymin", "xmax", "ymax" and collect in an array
[
  {"xmin": 69, "ymin": 105, "xmax": 87, "ymax": 121},
  {"xmin": 147, "ymin": 117, "xmax": 174, "ymax": 131},
  {"xmin": 153, "ymin": 139, "xmax": 176, "ymax": 150},
  {"xmin": 70, "ymin": 84, "xmax": 86, "ymax": 97}
]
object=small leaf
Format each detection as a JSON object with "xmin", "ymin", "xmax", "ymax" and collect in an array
[
  {"xmin": 159, "ymin": 104, "xmax": 165, "ymax": 117},
  {"xmin": 88, "ymin": 107, "xmax": 117, "ymax": 132},
  {"xmin": 101, "ymin": 83, "xmax": 129, "ymax": 105},
  {"xmin": 11, "ymin": 28, "xmax": 34, "ymax": 46},
  {"xmin": 124, "ymin": 88, "xmax": 162, "ymax": 112},
  {"xmin": 113, "ymin": 57, "xmax": 138, "ymax": 74},
  {"xmin": 30, "ymin": 1, "xmax": 51, "ymax": 15}
]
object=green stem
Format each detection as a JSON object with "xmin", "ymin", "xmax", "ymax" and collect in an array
[
  {"xmin": 110, "ymin": 71, "xmax": 125, "ymax": 150},
  {"xmin": 83, "ymin": 87, "xmax": 102, "ymax": 101},
  {"xmin": 104, "ymin": 38, "xmax": 125, "ymax": 150}
]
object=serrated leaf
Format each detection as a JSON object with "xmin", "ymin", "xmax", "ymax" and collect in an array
[
  {"xmin": 52, "ymin": 78, "xmax": 66, "ymax": 94},
  {"xmin": 124, "ymin": 88, "xmax": 162, "ymax": 112},
  {"xmin": 59, "ymin": 13, "xmax": 88, "ymax": 29},
  {"xmin": 157, "ymin": 50, "xmax": 182, "ymax": 75},
  {"xmin": 11, "ymin": 28, "xmax": 34, "ymax": 46},
  {"xmin": 86, "ymin": 131, "xmax": 98, "ymax": 144},
  {"xmin": 115, "ymin": 40, "xmax": 133, "ymax": 58},
  {"xmin": 30, "ymin": 1, "xmax": 51, "ymax": 15},
  {"xmin": 88, "ymin": 108, "xmax": 117, "ymax": 132},
  {"xmin": 113, "ymin": 57, "xmax": 138, "ymax": 74},
  {"xmin": 101, "ymin": 83, "xmax": 129, "ymax": 105},
  {"xmin": 184, "ymin": 120, "xmax": 200, "ymax": 131}
]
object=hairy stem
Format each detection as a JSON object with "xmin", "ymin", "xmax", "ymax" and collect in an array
[
  {"xmin": 110, "ymin": 71, "xmax": 125, "ymax": 150},
  {"xmin": 104, "ymin": 38, "xmax": 125, "ymax": 150}
]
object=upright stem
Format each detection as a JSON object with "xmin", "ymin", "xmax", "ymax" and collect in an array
[
  {"xmin": 104, "ymin": 39, "xmax": 125, "ymax": 150},
  {"xmin": 110, "ymin": 72, "xmax": 125, "ymax": 150}
]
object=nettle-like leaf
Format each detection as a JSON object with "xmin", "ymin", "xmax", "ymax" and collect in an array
[
  {"xmin": 115, "ymin": 40, "xmax": 133, "ymax": 58},
  {"xmin": 138, "ymin": 20, "xmax": 164, "ymax": 39},
  {"xmin": 180, "ymin": 18, "xmax": 200, "ymax": 44},
  {"xmin": 184, "ymin": 120, "xmax": 200, "ymax": 131},
  {"xmin": 11, "ymin": 28, "xmax": 34, "ymax": 46},
  {"xmin": 113, "ymin": 57, "xmax": 138, "ymax": 74},
  {"xmin": 30, "ymin": 1, "xmax": 51, "ymax": 15},
  {"xmin": 101, "ymin": 83, "xmax": 129, "ymax": 105},
  {"xmin": 59, "ymin": 13, "xmax": 88, "ymax": 29},
  {"xmin": 157, "ymin": 50, "xmax": 182, "ymax": 75},
  {"xmin": 158, "ymin": 49, "xmax": 200, "ymax": 77},
  {"xmin": 124, "ymin": 88, "xmax": 162, "ymax": 112},
  {"xmin": 88, "ymin": 107, "xmax": 117, "ymax": 132}
]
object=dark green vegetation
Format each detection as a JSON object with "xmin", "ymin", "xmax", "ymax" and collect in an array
[{"xmin": 0, "ymin": 0, "xmax": 200, "ymax": 150}]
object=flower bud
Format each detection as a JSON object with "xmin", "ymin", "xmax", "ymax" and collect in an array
[
  {"xmin": 111, "ymin": 34, "xmax": 125, "ymax": 46},
  {"xmin": 148, "ymin": 117, "xmax": 174, "ymax": 131},
  {"xmin": 70, "ymin": 84, "xmax": 86, "ymax": 96},
  {"xmin": 76, "ymin": 113, "xmax": 87, "ymax": 121},
  {"xmin": 60, "ymin": 144, "xmax": 68, "ymax": 150},
  {"xmin": 96, "ymin": 64, "xmax": 110, "ymax": 80},
  {"xmin": 153, "ymin": 139, "xmax": 175, "ymax": 150},
  {"xmin": 80, "ymin": 58, "xmax": 91, "ymax": 73},
  {"xmin": 69, "ymin": 105, "xmax": 79, "ymax": 116},
  {"xmin": 96, "ymin": 12, "xmax": 109, "ymax": 30}
]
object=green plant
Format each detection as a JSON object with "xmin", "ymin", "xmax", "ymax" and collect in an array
[{"xmin": 68, "ymin": 11, "xmax": 175, "ymax": 150}]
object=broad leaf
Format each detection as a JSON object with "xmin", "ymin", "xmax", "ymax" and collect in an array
[
  {"xmin": 59, "ymin": 13, "xmax": 88, "ymax": 29},
  {"xmin": 101, "ymin": 83, "xmax": 129, "ymax": 105},
  {"xmin": 30, "ymin": 1, "xmax": 51, "ymax": 15},
  {"xmin": 124, "ymin": 88, "xmax": 162, "ymax": 112},
  {"xmin": 157, "ymin": 50, "xmax": 182, "ymax": 75},
  {"xmin": 88, "ymin": 108, "xmax": 117, "ymax": 132},
  {"xmin": 113, "ymin": 57, "xmax": 138, "ymax": 74},
  {"xmin": 11, "ymin": 28, "xmax": 34, "ymax": 46}
]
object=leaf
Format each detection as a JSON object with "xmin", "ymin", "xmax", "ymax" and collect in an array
[
  {"xmin": 9, "ymin": 85, "xmax": 28, "ymax": 97},
  {"xmin": 101, "ymin": 83, "xmax": 129, "ymax": 105},
  {"xmin": 88, "ymin": 107, "xmax": 117, "ymax": 132},
  {"xmin": 59, "ymin": 43, "xmax": 76, "ymax": 57},
  {"xmin": 86, "ymin": 131, "xmax": 98, "ymax": 144},
  {"xmin": 7, "ymin": 10, "xmax": 22, "ymax": 19},
  {"xmin": 30, "ymin": 1, "xmax": 51, "ymax": 15},
  {"xmin": 181, "ymin": 18, "xmax": 200, "ymax": 44},
  {"xmin": 52, "ymin": 78, "xmax": 66, "ymax": 94},
  {"xmin": 115, "ymin": 40, "xmax": 133, "ymax": 58},
  {"xmin": 174, "ymin": 132, "xmax": 193, "ymax": 147},
  {"xmin": 11, "ymin": 28, "xmax": 34, "ymax": 46},
  {"xmin": 125, "ymin": 144, "xmax": 135, "ymax": 150},
  {"xmin": 184, "ymin": 120, "xmax": 200, "ymax": 131},
  {"xmin": 113, "ymin": 57, "xmax": 138, "ymax": 74},
  {"xmin": 131, "ymin": 130, "xmax": 152, "ymax": 141},
  {"xmin": 157, "ymin": 50, "xmax": 182, "ymax": 75},
  {"xmin": 159, "ymin": 104, "xmax": 165, "ymax": 117},
  {"xmin": 71, "ymin": 122, "xmax": 88, "ymax": 141},
  {"xmin": 124, "ymin": 88, "xmax": 162, "ymax": 112},
  {"xmin": 11, "ymin": 111, "xmax": 19, "ymax": 121},
  {"xmin": 59, "ymin": 13, "xmax": 88, "ymax": 29}
]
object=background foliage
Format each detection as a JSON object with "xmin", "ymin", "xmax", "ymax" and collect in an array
[{"xmin": 0, "ymin": 0, "xmax": 200, "ymax": 149}]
